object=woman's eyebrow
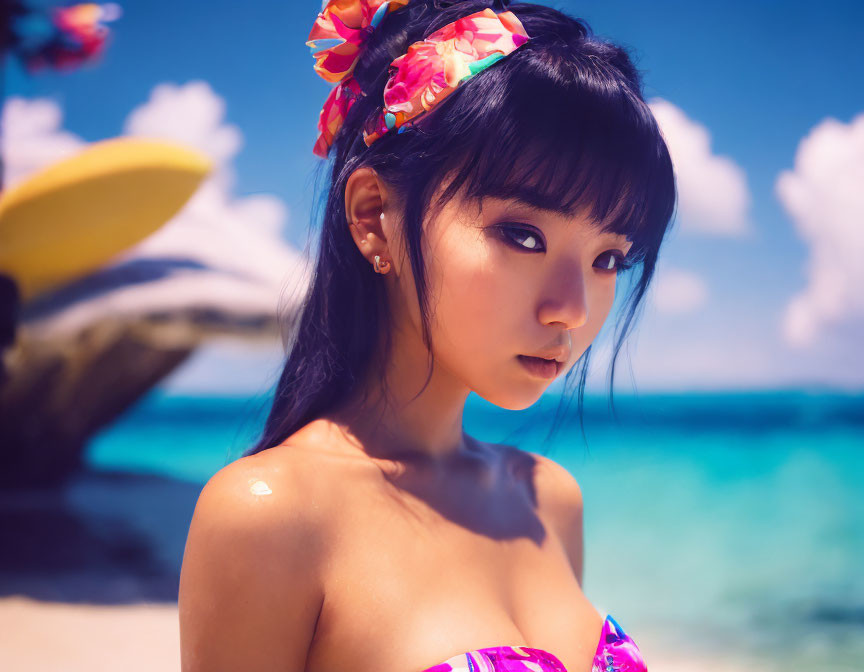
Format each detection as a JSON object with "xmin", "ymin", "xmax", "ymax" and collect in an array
[
  {"xmin": 484, "ymin": 188, "xmax": 625, "ymax": 238},
  {"xmin": 484, "ymin": 185, "xmax": 576, "ymax": 218}
]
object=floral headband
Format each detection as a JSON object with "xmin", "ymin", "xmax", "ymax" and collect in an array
[{"xmin": 306, "ymin": 0, "xmax": 531, "ymax": 158}]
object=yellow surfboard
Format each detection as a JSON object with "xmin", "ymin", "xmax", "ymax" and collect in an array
[{"xmin": 0, "ymin": 137, "xmax": 212, "ymax": 301}]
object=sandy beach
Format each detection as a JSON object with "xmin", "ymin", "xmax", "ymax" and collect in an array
[{"xmin": 0, "ymin": 597, "xmax": 181, "ymax": 671}]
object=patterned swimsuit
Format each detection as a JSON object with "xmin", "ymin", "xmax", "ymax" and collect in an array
[{"xmin": 420, "ymin": 613, "xmax": 646, "ymax": 671}]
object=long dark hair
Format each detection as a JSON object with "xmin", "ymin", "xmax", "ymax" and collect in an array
[{"xmin": 243, "ymin": 0, "xmax": 677, "ymax": 458}]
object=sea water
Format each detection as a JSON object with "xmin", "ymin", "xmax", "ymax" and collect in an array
[{"xmin": 86, "ymin": 388, "xmax": 864, "ymax": 671}]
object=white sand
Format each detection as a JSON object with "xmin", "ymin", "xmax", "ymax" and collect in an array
[{"xmin": 0, "ymin": 597, "xmax": 180, "ymax": 672}]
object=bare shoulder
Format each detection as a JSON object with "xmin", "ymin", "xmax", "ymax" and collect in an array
[
  {"xmin": 505, "ymin": 446, "xmax": 585, "ymax": 584},
  {"xmin": 529, "ymin": 450, "xmax": 584, "ymax": 515},
  {"xmin": 178, "ymin": 449, "xmax": 329, "ymax": 671},
  {"xmin": 501, "ymin": 445, "xmax": 584, "ymax": 516},
  {"xmin": 186, "ymin": 447, "xmax": 332, "ymax": 541}
]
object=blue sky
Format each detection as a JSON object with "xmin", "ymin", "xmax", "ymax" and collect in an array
[{"xmin": 6, "ymin": 0, "xmax": 864, "ymax": 394}]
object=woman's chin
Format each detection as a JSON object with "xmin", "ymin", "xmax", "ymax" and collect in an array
[{"xmin": 471, "ymin": 380, "xmax": 548, "ymax": 411}]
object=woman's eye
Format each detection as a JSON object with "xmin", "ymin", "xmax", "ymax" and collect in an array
[
  {"xmin": 595, "ymin": 251, "xmax": 621, "ymax": 272},
  {"xmin": 497, "ymin": 225, "xmax": 633, "ymax": 274},
  {"xmin": 595, "ymin": 251, "xmax": 632, "ymax": 274},
  {"xmin": 497, "ymin": 225, "xmax": 545, "ymax": 252}
]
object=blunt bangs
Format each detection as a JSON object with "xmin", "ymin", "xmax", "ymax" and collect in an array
[{"xmin": 400, "ymin": 39, "xmax": 675, "ymax": 265}]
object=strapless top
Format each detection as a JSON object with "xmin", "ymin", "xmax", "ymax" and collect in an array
[{"xmin": 419, "ymin": 613, "xmax": 646, "ymax": 671}]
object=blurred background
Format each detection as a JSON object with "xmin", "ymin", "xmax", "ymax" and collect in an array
[{"xmin": 0, "ymin": 1, "xmax": 862, "ymax": 670}]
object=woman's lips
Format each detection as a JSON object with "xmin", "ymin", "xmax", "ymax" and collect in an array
[{"xmin": 516, "ymin": 354, "xmax": 560, "ymax": 379}]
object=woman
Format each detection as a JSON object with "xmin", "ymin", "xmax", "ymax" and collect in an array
[{"xmin": 178, "ymin": 1, "xmax": 675, "ymax": 670}]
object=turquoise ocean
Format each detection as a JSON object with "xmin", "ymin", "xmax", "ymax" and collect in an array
[{"xmin": 86, "ymin": 388, "xmax": 864, "ymax": 671}]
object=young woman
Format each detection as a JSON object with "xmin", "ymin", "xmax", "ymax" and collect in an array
[{"xmin": 179, "ymin": 1, "xmax": 675, "ymax": 671}]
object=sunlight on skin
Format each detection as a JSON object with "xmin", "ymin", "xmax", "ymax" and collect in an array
[{"xmin": 248, "ymin": 478, "xmax": 273, "ymax": 496}]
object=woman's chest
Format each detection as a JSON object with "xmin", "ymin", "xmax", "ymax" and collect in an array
[{"xmin": 302, "ymin": 485, "xmax": 603, "ymax": 672}]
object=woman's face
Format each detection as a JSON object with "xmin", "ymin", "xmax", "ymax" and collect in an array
[{"xmin": 387, "ymin": 173, "xmax": 633, "ymax": 410}]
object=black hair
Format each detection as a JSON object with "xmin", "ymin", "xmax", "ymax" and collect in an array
[{"xmin": 242, "ymin": 0, "xmax": 677, "ymax": 457}]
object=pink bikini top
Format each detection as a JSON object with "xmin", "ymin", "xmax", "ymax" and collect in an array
[{"xmin": 420, "ymin": 613, "xmax": 646, "ymax": 672}]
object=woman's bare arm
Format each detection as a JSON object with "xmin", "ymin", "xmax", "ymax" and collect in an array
[{"xmin": 179, "ymin": 455, "xmax": 325, "ymax": 671}]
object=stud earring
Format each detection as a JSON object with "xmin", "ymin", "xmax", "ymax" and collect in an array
[{"xmin": 374, "ymin": 254, "xmax": 390, "ymax": 274}]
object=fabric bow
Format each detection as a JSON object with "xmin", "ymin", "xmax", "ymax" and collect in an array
[
  {"xmin": 307, "ymin": 0, "xmax": 411, "ymax": 157},
  {"xmin": 362, "ymin": 8, "xmax": 529, "ymax": 147}
]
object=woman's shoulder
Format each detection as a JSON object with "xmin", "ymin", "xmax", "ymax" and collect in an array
[
  {"xmin": 180, "ymin": 448, "xmax": 328, "ymax": 670},
  {"xmin": 193, "ymin": 443, "xmax": 339, "ymax": 540},
  {"xmin": 497, "ymin": 444, "xmax": 584, "ymax": 514}
]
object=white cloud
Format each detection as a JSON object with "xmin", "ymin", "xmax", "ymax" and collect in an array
[
  {"xmin": 775, "ymin": 113, "xmax": 864, "ymax": 348},
  {"xmin": 648, "ymin": 98, "xmax": 752, "ymax": 237},
  {"xmin": 650, "ymin": 264, "xmax": 709, "ymax": 315},
  {"xmin": 123, "ymin": 80, "xmax": 242, "ymax": 175},
  {"xmin": 0, "ymin": 97, "xmax": 85, "ymax": 187}
]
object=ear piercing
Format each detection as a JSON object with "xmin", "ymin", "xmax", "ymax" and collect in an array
[
  {"xmin": 374, "ymin": 212, "xmax": 390, "ymax": 274},
  {"xmin": 374, "ymin": 254, "xmax": 390, "ymax": 274}
]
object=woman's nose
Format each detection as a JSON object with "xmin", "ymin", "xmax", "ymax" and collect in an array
[{"xmin": 537, "ymin": 264, "xmax": 589, "ymax": 330}]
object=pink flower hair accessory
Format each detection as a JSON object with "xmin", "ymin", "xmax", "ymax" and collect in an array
[
  {"xmin": 362, "ymin": 8, "xmax": 531, "ymax": 147},
  {"xmin": 307, "ymin": 0, "xmax": 412, "ymax": 158}
]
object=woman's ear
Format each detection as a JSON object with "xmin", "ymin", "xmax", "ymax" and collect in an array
[{"xmin": 344, "ymin": 166, "xmax": 395, "ymax": 273}]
